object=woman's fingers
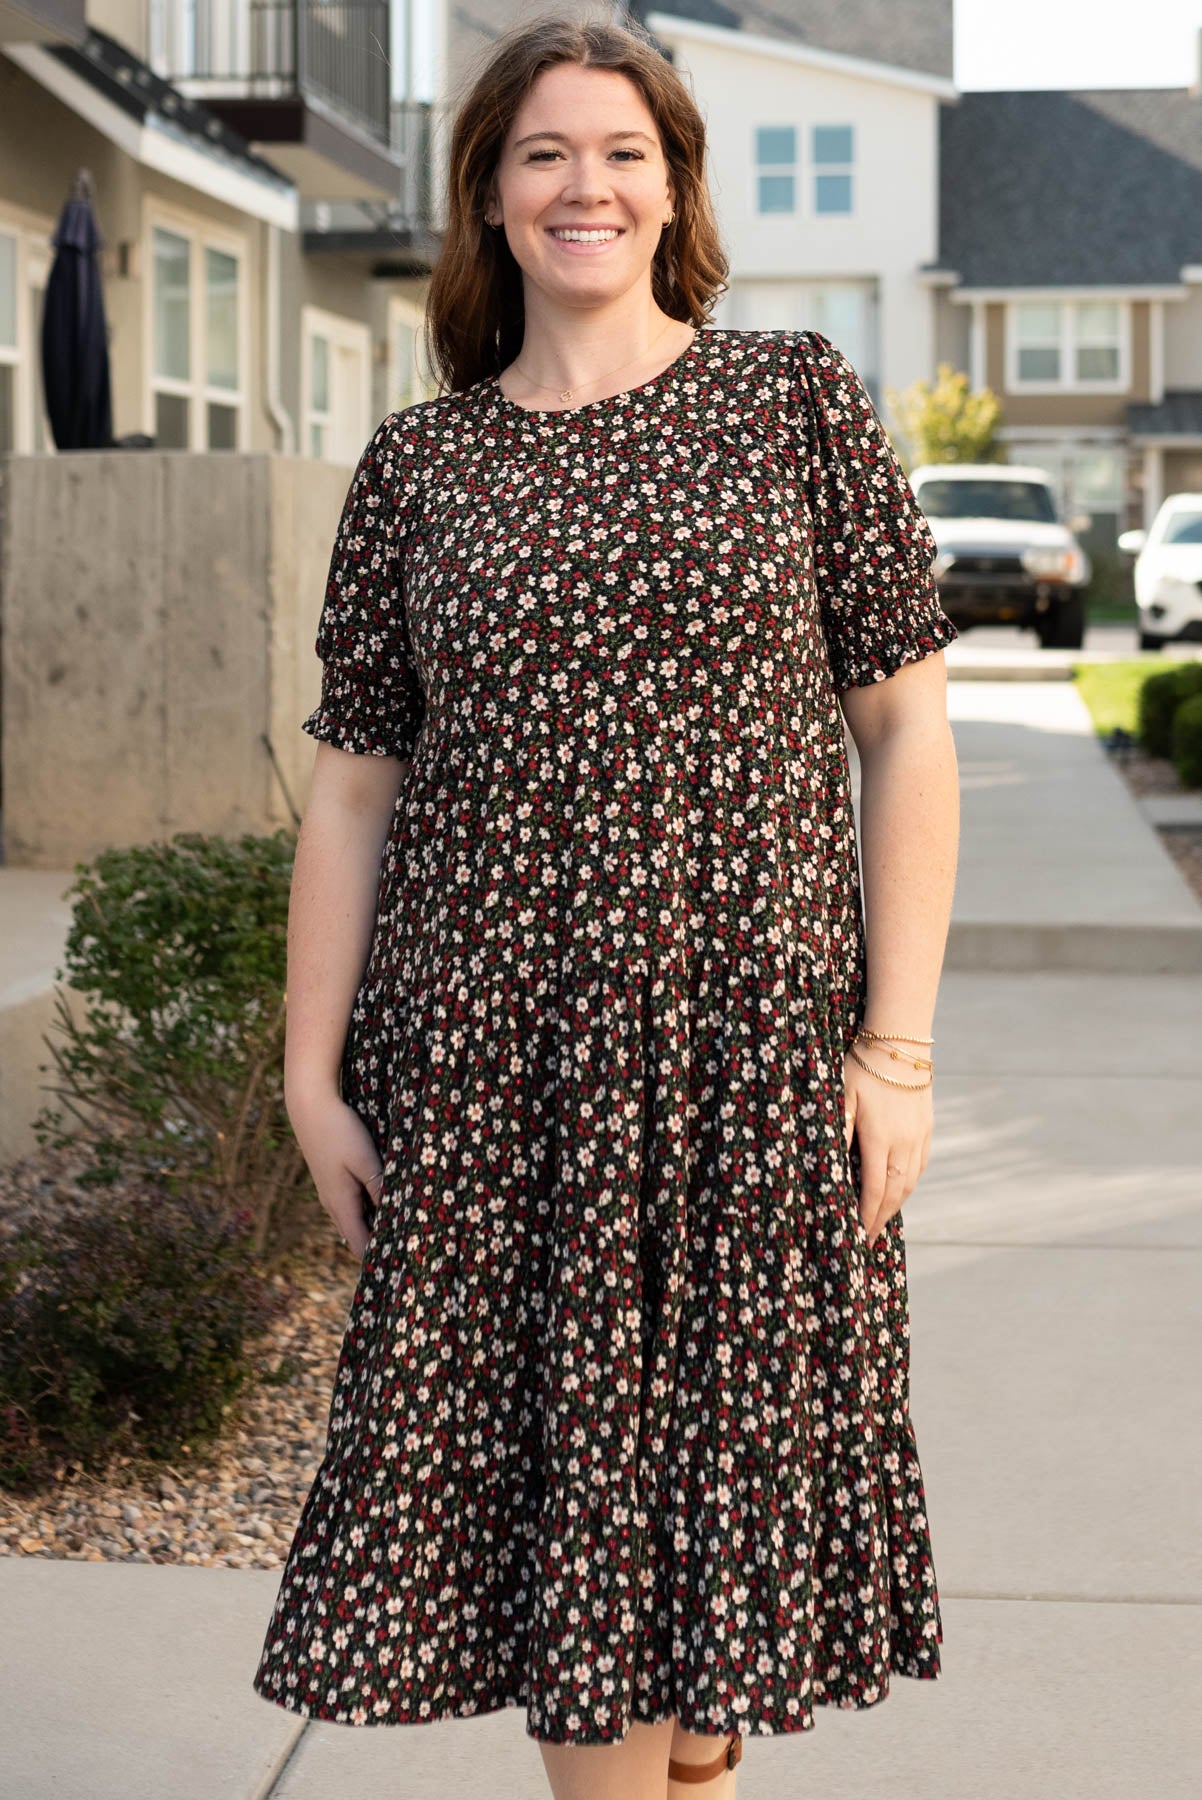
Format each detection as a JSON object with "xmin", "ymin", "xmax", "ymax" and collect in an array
[{"xmin": 859, "ymin": 1142, "xmax": 899, "ymax": 1241}]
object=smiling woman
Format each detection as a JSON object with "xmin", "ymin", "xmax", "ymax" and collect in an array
[
  {"xmin": 423, "ymin": 16, "xmax": 728, "ymax": 403},
  {"xmin": 252, "ymin": 12, "xmax": 957, "ymax": 1799}
]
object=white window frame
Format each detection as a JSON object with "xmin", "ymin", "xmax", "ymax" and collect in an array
[
  {"xmin": 386, "ymin": 294, "xmax": 438, "ymax": 411},
  {"xmin": 810, "ymin": 123, "xmax": 855, "ymax": 217},
  {"xmin": 0, "ymin": 205, "xmax": 54, "ymax": 456},
  {"xmin": 1006, "ymin": 298, "xmax": 1130, "ymax": 394},
  {"xmin": 143, "ymin": 198, "xmax": 249, "ymax": 450},
  {"xmin": 301, "ymin": 305, "xmax": 371, "ymax": 464},
  {"xmin": 753, "ymin": 124, "xmax": 798, "ymax": 218},
  {"xmin": 752, "ymin": 120, "xmax": 856, "ymax": 222}
]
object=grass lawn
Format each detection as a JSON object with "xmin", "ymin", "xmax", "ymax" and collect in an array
[
  {"xmin": 1087, "ymin": 598, "xmax": 1138, "ymax": 625},
  {"xmin": 1070, "ymin": 659, "xmax": 1167, "ymax": 736}
]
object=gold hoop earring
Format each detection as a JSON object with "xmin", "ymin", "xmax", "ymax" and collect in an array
[{"xmin": 663, "ymin": 210, "xmax": 675, "ymax": 228}]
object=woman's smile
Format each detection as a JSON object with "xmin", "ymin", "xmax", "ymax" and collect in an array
[{"xmin": 545, "ymin": 225, "xmax": 626, "ymax": 254}]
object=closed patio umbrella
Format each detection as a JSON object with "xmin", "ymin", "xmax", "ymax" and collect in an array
[{"xmin": 41, "ymin": 167, "xmax": 113, "ymax": 452}]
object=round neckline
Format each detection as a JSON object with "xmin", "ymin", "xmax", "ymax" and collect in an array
[{"xmin": 489, "ymin": 326, "xmax": 709, "ymax": 419}]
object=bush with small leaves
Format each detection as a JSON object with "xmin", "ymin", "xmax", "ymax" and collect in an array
[
  {"xmin": 0, "ymin": 1189, "xmax": 290, "ymax": 1492},
  {"xmin": 35, "ymin": 830, "xmax": 312, "ymax": 1257}
]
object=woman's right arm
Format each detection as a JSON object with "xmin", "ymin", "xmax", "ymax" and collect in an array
[{"xmin": 284, "ymin": 740, "xmax": 410, "ymax": 1255}]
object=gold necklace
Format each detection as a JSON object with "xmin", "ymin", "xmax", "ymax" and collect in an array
[{"xmin": 511, "ymin": 317, "xmax": 683, "ymax": 405}]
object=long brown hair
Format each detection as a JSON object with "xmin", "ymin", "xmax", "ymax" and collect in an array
[{"xmin": 424, "ymin": 9, "xmax": 729, "ymax": 394}]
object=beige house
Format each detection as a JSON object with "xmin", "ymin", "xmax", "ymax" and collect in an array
[
  {"xmin": 927, "ymin": 76, "xmax": 1202, "ymax": 550},
  {"xmin": 0, "ymin": 0, "xmax": 446, "ymax": 460}
]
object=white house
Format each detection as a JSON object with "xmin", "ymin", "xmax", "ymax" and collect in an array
[{"xmin": 644, "ymin": 7, "xmax": 957, "ymax": 408}]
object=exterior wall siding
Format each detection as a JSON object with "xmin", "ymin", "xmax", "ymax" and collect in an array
[
  {"xmin": 1164, "ymin": 289, "xmax": 1202, "ymax": 388},
  {"xmin": 656, "ymin": 30, "xmax": 941, "ymax": 396}
]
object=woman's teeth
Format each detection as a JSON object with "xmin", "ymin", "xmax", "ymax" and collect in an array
[{"xmin": 550, "ymin": 229, "xmax": 621, "ymax": 243}]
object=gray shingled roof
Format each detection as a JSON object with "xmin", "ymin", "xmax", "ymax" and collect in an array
[
  {"xmin": 935, "ymin": 89, "xmax": 1202, "ymax": 287},
  {"xmin": 1128, "ymin": 393, "xmax": 1202, "ymax": 438},
  {"xmin": 639, "ymin": 0, "xmax": 952, "ymax": 81}
]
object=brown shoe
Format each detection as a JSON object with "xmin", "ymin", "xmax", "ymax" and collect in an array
[{"xmin": 667, "ymin": 1730, "xmax": 743, "ymax": 1784}]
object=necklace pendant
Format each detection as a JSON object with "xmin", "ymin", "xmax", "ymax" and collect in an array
[{"xmin": 560, "ymin": 387, "xmax": 574, "ymax": 402}]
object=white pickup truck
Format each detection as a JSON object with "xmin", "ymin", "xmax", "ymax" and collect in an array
[{"xmin": 909, "ymin": 463, "xmax": 1092, "ymax": 650}]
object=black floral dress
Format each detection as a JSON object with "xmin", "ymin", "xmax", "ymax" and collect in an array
[{"xmin": 252, "ymin": 327, "xmax": 957, "ymax": 1744}]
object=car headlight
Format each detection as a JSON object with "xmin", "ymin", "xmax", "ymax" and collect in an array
[
  {"xmin": 1021, "ymin": 546, "xmax": 1086, "ymax": 582},
  {"xmin": 932, "ymin": 551, "xmax": 956, "ymax": 580}
]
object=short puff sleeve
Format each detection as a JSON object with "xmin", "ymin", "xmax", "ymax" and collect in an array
[
  {"xmin": 794, "ymin": 330, "xmax": 958, "ymax": 693},
  {"xmin": 301, "ymin": 412, "xmax": 426, "ymax": 759}
]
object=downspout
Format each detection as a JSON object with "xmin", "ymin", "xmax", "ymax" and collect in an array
[{"xmin": 263, "ymin": 219, "xmax": 295, "ymax": 455}]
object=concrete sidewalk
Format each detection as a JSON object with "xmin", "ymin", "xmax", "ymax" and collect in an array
[{"xmin": 2, "ymin": 674, "xmax": 1201, "ymax": 1798}]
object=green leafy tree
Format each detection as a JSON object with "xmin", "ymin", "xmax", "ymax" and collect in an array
[{"xmin": 885, "ymin": 363, "xmax": 1004, "ymax": 469}]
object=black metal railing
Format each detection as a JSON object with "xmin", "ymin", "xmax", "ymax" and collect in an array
[{"xmin": 157, "ymin": 0, "xmax": 392, "ymax": 145}]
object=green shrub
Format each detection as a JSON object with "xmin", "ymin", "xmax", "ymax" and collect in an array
[
  {"xmin": 1137, "ymin": 663, "xmax": 1202, "ymax": 758},
  {"xmin": 1171, "ymin": 693, "xmax": 1202, "ymax": 790},
  {"xmin": 0, "ymin": 1191, "xmax": 288, "ymax": 1491},
  {"xmin": 35, "ymin": 831, "xmax": 311, "ymax": 1257}
]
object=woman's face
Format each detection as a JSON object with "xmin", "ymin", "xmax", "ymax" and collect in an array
[{"xmin": 486, "ymin": 62, "xmax": 676, "ymax": 312}]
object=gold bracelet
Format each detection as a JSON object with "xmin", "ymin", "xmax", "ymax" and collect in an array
[
  {"xmin": 854, "ymin": 1033, "xmax": 933, "ymax": 1071},
  {"xmin": 857, "ymin": 1027, "xmax": 934, "ymax": 1045},
  {"xmin": 852, "ymin": 1044, "xmax": 935, "ymax": 1065},
  {"xmin": 848, "ymin": 1046, "xmax": 933, "ymax": 1090}
]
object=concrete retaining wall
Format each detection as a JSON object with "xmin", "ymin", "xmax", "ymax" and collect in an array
[{"xmin": 0, "ymin": 448, "xmax": 351, "ymax": 867}]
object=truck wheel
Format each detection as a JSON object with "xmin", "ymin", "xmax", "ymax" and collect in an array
[
  {"xmin": 1137, "ymin": 626, "xmax": 1166, "ymax": 652},
  {"xmin": 1039, "ymin": 593, "xmax": 1086, "ymax": 650}
]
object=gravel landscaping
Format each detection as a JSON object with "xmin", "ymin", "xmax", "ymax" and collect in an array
[{"xmin": 0, "ymin": 1139, "xmax": 357, "ymax": 1569}]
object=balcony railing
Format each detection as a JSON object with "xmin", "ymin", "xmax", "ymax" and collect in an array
[
  {"xmin": 154, "ymin": 0, "xmax": 392, "ymax": 146},
  {"xmin": 390, "ymin": 97, "xmax": 435, "ymax": 230}
]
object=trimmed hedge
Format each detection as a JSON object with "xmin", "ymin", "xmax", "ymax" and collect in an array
[
  {"xmin": 1137, "ymin": 662, "xmax": 1202, "ymax": 758},
  {"xmin": 1171, "ymin": 693, "xmax": 1202, "ymax": 790}
]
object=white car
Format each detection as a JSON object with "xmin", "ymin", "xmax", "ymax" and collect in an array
[
  {"xmin": 1118, "ymin": 495, "xmax": 1202, "ymax": 651},
  {"xmin": 908, "ymin": 463, "xmax": 1092, "ymax": 649}
]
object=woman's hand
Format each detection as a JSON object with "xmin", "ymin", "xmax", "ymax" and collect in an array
[
  {"xmin": 843, "ymin": 1049, "xmax": 933, "ymax": 1249},
  {"xmin": 287, "ymin": 1086, "xmax": 385, "ymax": 1261}
]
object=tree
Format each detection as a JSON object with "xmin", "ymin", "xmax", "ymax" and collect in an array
[{"xmin": 885, "ymin": 363, "xmax": 1004, "ymax": 469}]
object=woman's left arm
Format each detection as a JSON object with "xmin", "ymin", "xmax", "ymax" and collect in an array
[{"xmin": 838, "ymin": 649, "xmax": 961, "ymax": 1246}]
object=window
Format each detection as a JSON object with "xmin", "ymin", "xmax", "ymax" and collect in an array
[
  {"xmin": 734, "ymin": 278, "xmax": 880, "ymax": 400},
  {"xmin": 301, "ymin": 305, "xmax": 371, "ymax": 465},
  {"xmin": 387, "ymin": 296, "xmax": 438, "ymax": 412},
  {"xmin": 308, "ymin": 332, "xmax": 331, "ymax": 460},
  {"xmin": 812, "ymin": 125, "xmax": 854, "ymax": 215},
  {"xmin": 755, "ymin": 126, "xmax": 796, "ymax": 215},
  {"xmin": 1074, "ymin": 302, "xmax": 1121, "ymax": 381},
  {"xmin": 0, "ymin": 217, "xmax": 52, "ymax": 454},
  {"xmin": 149, "ymin": 216, "xmax": 246, "ymax": 448},
  {"xmin": 755, "ymin": 123, "xmax": 854, "ymax": 219},
  {"xmin": 1014, "ymin": 303, "xmax": 1060, "ymax": 382},
  {"xmin": 1010, "ymin": 301, "xmax": 1126, "ymax": 390},
  {"xmin": 0, "ymin": 228, "xmax": 16, "ymax": 454}
]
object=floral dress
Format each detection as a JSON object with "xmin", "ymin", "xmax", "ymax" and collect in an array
[{"xmin": 252, "ymin": 327, "xmax": 957, "ymax": 1745}]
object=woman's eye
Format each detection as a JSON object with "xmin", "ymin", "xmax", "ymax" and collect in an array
[{"xmin": 526, "ymin": 149, "xmax": 645, "ymax": 162}]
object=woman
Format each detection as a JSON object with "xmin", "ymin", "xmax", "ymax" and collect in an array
[{"xmin": 253, "ymin": 12, "xmax": 960, "ymax": 1798}]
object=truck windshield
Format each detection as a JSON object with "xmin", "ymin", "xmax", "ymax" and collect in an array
[{"xmin": 915, "ymin": 480, "xmax": 1058, "ymax": 524}]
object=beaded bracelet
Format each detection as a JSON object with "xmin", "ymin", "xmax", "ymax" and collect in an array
[{"xmin": 857, "ymin": 1028, "xmax": 934, "ymax": 1045}]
